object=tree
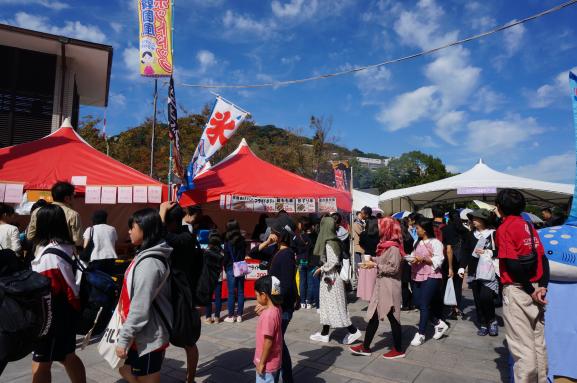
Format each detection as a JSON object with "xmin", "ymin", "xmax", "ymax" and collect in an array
[
  {"xmin": 78, "ymin": 115, "xmax": 107, "ymax": 153},
  {"xmin": 310, "ymin": 115, "xmax": 336, "ymax": 183},
  {"xmin": 348, "ymin": 158, "xmax": 374, "ymax": 190}
]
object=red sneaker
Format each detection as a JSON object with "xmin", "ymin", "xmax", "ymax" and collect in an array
[
  {"xmin": 349, "ymin": 344, "xmax": 371, "ymax": 356},
  {"xmin": 382, "ymin": 348, "xmax": 405, "ymax": 359}
]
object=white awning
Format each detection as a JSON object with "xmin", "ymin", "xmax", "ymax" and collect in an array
[{"xmin": 352, "ymin": 189, "xmax": 381, "ymax": 212}]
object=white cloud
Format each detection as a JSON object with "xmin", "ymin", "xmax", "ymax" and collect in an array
[
  {"xmin": 354, "ymin": 66, "xmax": 391, "ymax": 94},
  {"xmin": 503, "ymin": 22, "xmax": 525, "ymax": 56},
  {"xmin": 466, "ymin": 114, "xmax": 545, "ymax": 154},
  {"xmin": 435, "ymin": 110, "xmax": 466, "ymax": 145},
  {"xmin": 470, "ymin": 87, "xmax": 505, "ymax": 113},
  {"xmin": 110, "ymin": 22, "xmax": 123, "ymax": 33},
  {"xmin": 196, "ymin": 50, "xmax": 216, "ymax": 72},
  {"xmin": 110, "ymin": 92, "xmax": 126, "ymax": 108},
  {"xmin": 411, "ymin": 135, "xmax": 439, "ymax": 148},
  {"xmin": 280, "ymin": 55, "xmax": 301, "ymax": 65},
  {"xmin": 0, "ymin": 0, "xmax": 68, "ymax": 10},
  {"xmin": 122, "ymin": 47, "xmax": 140, "ymax": 78},
  {"xmin": 377, "ymin": 86, "xmax": 439, "ymax": 131},
  {"xmin": 446, "ymin": 164, "xmax": 460, "ymax": 173},
  {"xmin": 471, "ymin": 16, "xmax": 495, "ymax": 30},
  {"xmin": 271, "ymin": 0, "xmax": 318, "ymax": 18},
  {"xmin": 528, "ymin": 66, "xmax": 577, "ymax": 108},
  {"xmin": 506, "ymin": 152, "xmax": 575, "ymax": 183},
  {"xmin": 7, "ymin": 12, "xmax": 106, "ymax": 43},
  {"xmin": 222, "ymin": 10, "xmax": 276, "ymax": 37}
]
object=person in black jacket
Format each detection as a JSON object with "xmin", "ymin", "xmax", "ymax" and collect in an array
[
  {"xmin": 250, "ymin": 215, "xmax": 297, "ymax": 383},
  {"xmin": 223, "ymin": 219, "xmax": 247, "ymax": 323},
  {"xmin": 160, "ymin": 202, "xmax": 203, "ymax": 383},
  {"xmin": 293, "ymin": 216, "xmax": 317, "ymax": 309}
]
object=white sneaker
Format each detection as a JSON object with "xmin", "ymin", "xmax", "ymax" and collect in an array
[
  {"xmin": 309, "ymin": 332, "xmax": 330, "ymax": 343},
  {"xmin": 306, "ymin": 304, "xmax": 313, "ymax": 310},
  {"xmin": 316, "ymin": 309, "xmax": 320, "ymax": 314},
  {"xmin": 410, "ymin": 333, "xmax": 425, "ymax": 346},
  {"xmin": 433, "ymin": 320, "xmax": 449, "ymax": 340},
  {"xmin": 235, "ymin": 315, "xmax": 243, "ymax": 323},
  {"xmin": 342, "ymin": 329, "xmax": 362, "ymax": 345},
  {"xmin": 301, "ymin": 303, "xmax": 306, "ymax": 309},
  {"xmin": 223, "ymin": 316, "xmax": 235, "ymax": 323}
]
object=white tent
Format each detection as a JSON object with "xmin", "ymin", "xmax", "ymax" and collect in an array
[
  {"xmin": 379, "ymin": 159, "xmax": 573, "ymax": 215},
  {"xmin": 353, "ymin": 189, "xmax": 381, "ymax": 213}
]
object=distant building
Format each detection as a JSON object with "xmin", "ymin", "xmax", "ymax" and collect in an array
[
  {"xmin": 355, "ymin": 156, "xmax": 390, "ymax": 171},
  {"xmin": 0, "ymin": 24, "xmax": 112, "ymax": 147}
]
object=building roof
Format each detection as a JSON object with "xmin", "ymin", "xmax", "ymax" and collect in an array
[{"xmin": 0, "ymin": 23, "xmax": 112, "ymax": 107}]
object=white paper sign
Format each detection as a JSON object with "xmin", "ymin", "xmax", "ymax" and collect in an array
[
  {"xmin": 148, "ymin": 186, "xmax": 162, "ymax": 203},
  {"xmin": 231, "ymin": 195, "xmax": 253, "ymax": 211},
  {"xmin": 296, "ymin": 198, "xmax": 316, "ymax": 213},
  {"xmin": 277, "ymin": 197, "xmax": 295, "ymax": 213},
  {"xmin": 0, "ymin": 184, "xmax": 6, "ymax": 203},
  {"xmin": 85, "ymin": 186, "xmax": 101, "ymax": 204},
  {"xmin": 3, "ymin": 184, "xmax": 23, "ymax": 203},
  {"xmin": 220, "ymin": 194, "xmax": 226, "ymax": 209},
  {"xmin": 117, "ymin": 186, "xmax": 133, "ymax": 203},
  {"xmin": 100, "ymin": 186, "xmax": 117, "ymax": 204},
  {"xmin": 318, "ymin": 197, "xmax": 337, "ymax": 213},
  {"xmin": 133, "ymin": 186, "xmax": 148, "ymax": 203},
  {"xmin": 70, "ymin": 176, "xmax": 87, "ymax": 186}
]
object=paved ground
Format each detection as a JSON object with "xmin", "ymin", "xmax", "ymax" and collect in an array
[{"xmin": 1, "ymin": 288, "xmax": 510, "ymax": 383}]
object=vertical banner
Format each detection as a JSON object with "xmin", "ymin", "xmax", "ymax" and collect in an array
[
  {"xmin": 181, "ymin": 97, "xmax": 249, "ymax": 193},
  {"xmin": 168, "ymin": 77, "xmax": 184, "ymax": 179},
  {"xmin": 331, "ymin": 160, "xmax": 350, "ymax": 191},
  {"xmin": 567, "ymin": 71, "xmax": 577, "ymax": 224},
  {"xmin": 138, "ymin": 0, "xmax": 173, "ymax": 77}
]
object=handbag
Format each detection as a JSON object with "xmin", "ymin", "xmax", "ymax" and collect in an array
[
  {"xmin": 79, "ymin": 227, "xmax": 94, "ymax": 263},
  {"xmin": 443, "ymin": 278, "xmax": 457, "ymax": 306},
  {"xmin": 229, "ymin": 243, "xmax": 249, "ymax": 277},
  {"xmin": 97, "ymin": 305, "xmax": 123, "ymax": 369},
  {"xmin": 339, "ymin": 258, "xmax": 351, "ymax": 282}
]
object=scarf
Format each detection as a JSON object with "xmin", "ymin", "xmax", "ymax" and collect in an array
[
  {"xmin": 375, "ymin": 217, "xmax": 406, "ymax": 257},
  {"xmin": 313, "ymin": 216, "xmax": 341, "ymax": 264}
]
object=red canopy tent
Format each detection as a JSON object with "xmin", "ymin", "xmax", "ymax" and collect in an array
[
  {"xmin": 179, "ymin": 138, "xmax": 352, "ymax": 212},
  {"xmin": 0, "ymin": 119, "xmax": 167, "ymax": 244}
]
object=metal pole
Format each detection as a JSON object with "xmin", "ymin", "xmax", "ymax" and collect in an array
[
  {"xmin": 168, "ymin": 143, "xmax": 173, "ymax": 201},
  {"xmin": 150, "ymin": 79, "xmax": 158, "ymax": 177}
]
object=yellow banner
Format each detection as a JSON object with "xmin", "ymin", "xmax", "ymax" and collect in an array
[{"xmin": 138, "ymin": 0, "xmax": 173, "ymax": 77}]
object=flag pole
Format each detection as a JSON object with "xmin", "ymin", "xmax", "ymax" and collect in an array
[
  {"xmin": 150, "ymin": 78, "xmax": 158, "ymax": 177},
  {"xmin": 168, "ymin": 0, "xmax": 175, "ymax": 201}
]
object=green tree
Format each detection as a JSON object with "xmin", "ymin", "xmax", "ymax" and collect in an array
[{"xmin": 78, "ymin": 115, "xmax": 107, "ymax": 153}]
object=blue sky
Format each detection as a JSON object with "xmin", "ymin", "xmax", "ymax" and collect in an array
[{"xmin": 1, "ymin": 0, "xmax": 577, "ymax": 183}]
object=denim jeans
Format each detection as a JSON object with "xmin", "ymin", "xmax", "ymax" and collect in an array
[
  {"xmin": 298, "ymin": 265, "xmax": 308, "ymax": 303},
  {"xmin": 412, "ymin": 277, "xmax": 442, "ymax": 334},
  {"xmin": 256, "ymin": 370, "xmax": 278, "ymax": 383},
  {"xmin": 205, "ymin": 281, "xmax": 222, "ymax": 318},
  {"xmin": 225, "ymin": 267, "xmax": 245, "ymax": 317},
  {"xmin": 306, "ymin": 268, "xmax": 320, "ymax": 307},
  {"xmin": 274, "ymin": 310, "xmax": 293, "ymax": 383}
]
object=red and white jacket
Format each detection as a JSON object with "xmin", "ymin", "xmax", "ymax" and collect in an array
[{"xmin": 31, "ymin": 243, "xmax": 80, "ymax": 311}]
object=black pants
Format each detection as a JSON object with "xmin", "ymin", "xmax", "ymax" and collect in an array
[
  {"xmin": 401, "ymin": 262, "xmax": 413, "ymax": 308},
  {"xmin": 363, "ymin": 310, "xmax": 402, "ymax": 351},
  {"xmin": 472, "ymin": 281, "xmax": 496, "ymax": 326},
  {"xmin": 89, "ymin": 258, "xmax": 116, "ymax": 275}
]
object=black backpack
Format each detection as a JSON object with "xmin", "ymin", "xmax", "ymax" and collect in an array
[
  {"xmin": 360, "ymin": 217, "xmax": 379, "ymax": 255},
  {"xmin": 44, "ymin": 248, "xmax": 119, "ymax": 336},
  {"xmin": 0, "ymin": 249, "xmax": 52, "ymax": 362},
  {"xmin": 195, "ymin": 247, "xmax": 224, "ymax": 306},
  {"xmin": 134, "ymin": 254, "xmax": 200, "ymax": 348}
]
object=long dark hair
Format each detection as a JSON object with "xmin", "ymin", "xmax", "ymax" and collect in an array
[
  {"xmin": 225, "ymin": 219, "xmax": 244, "ymax": 247},
  {"xmin": 35, "ymin": 204, "xmax": 72, "ymax": 246},
  {"xmin": 413, "ymin": 217, "xmax": 435, "ymax": 251},
  {"xmin": 128, "ymin": 208, "xmax": 164, "ymax": 251},
  {"xmin": 447, "ymin": 210, "xmax": 468, "ymax": 234}
]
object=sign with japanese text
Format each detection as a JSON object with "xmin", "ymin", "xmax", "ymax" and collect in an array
[
  {"xmin": 296, "ymin": 198, "xmax": 316, "ymax": 213},
  {"xmin": 0, "ymin": 184, "xmax": 5, "ymax": 203},
  {"xmin": 117, "ymin": 187, "xmax": 133, "ymax": 203},
  {"xmin": 3, "ymin": 184, "xmax": 23, "ymax": 204},
  {"xmin": 85, "ymin": 186, "xmax": 101, "ymax": 204},
  {"xmin": 148, "ymin": 186, "xmax": 162, "ymax": 203},
  {"xmin": 318, "ymin": 197, "xmax": 337, "ymax": 213},
  {"xmin": 231, "ymin": 195, "xmax": 254, "ymax": 211},
  {"xmin": 457, "ymin": 187, "xmax": 497, "ymax": 195},
  {"xmin": 100, "ymin": 186, "xmax": 117, "ymax": 204},
  {"xmin": 133, "ymin": 186, "xmax": 148, "ymax": 203},
  {"xmin": 276, "ymin": 198, "xmax": 295, "ymax": 213},
  {"xmin": 138, "ymin": 0, "xmax": 173, "ymax": 77}
]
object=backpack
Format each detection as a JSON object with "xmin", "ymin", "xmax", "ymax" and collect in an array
[
  {"xmin": 44, "ymin": 248, "xmax": 119, "ymax": 336},
  {"xmin": 195, "ymin": 247, "xmax": 224, "ymax": 306},
  {"xmin": 359, "ymin": 217, "xmax": 379, "ymax": 255},
  {"xmin": 134, "ymin": 254, "xmax": 200, "ymax": 348},
  {"xmin": 0, "ymin": 249, "xmax": 52, "ymax": 362}
]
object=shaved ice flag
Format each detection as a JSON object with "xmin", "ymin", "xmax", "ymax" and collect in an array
[
  {"xmin": 568, "ymin": 71, "xmax": 577, "ymax": 225},
  {"xmin": 181, "ymin": 97, "xmax": 249, "ymax": 194}
]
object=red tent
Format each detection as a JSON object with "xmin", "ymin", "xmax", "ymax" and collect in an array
[
  {"xmin": 0, "ymin": 120, "xmax": 166, "ymax": 196},
  {"xmin": 179, "ymin": 138, "xmax": 352, "ymax": 211}
]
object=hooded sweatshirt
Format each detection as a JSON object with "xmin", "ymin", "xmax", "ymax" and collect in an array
[{"xmin": 118, "ymin": 242, "xmax": 173, "ymax": 356}]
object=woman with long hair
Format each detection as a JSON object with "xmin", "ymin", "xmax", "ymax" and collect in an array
[
  {"xmin": 310, "ymin": 217, "xmax": 361, "ymax": 345},
  {"xmin": 350, "ymin": 217, "xmax": 405, "ymax": 359},
  {"xmin": 30, "ymin": 204, "xmax": 86, "ymax": 383},
  {"xmin": 223, "ymin": 219, "xmax": 247, "ymax": 323},
  {"xmin": 409, "ymin": 217, "xmax": 449, "ymax": 347},
  {"xmin": 116, "ymin": 208, "xmax": 172, "ymax": 383}
]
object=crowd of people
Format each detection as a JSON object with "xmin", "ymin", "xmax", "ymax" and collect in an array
[{"xmin": 0, "ymin": 182, "xmax": 551, "ymax": 383}]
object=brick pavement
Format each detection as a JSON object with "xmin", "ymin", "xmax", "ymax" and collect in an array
[{"xmin": 0, "ymin": 289, "xmax": 510, "ymax": 383}]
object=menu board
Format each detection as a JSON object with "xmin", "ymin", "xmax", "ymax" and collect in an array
[
  {"xmin": 318, "ymin": 197, "xmax": 337, "ymax": 213},
  {"xmin": 4, "ymin": 184, "xmax": 23, "ymax": 203},
  {"xmin": 276, "ymin": 197, "xmax": 295, "ymax": 213},
  {"xmin": 148, "ymin": 186, "xmax": 162, "ymax": 203},
  {"xmin": 117, "ymin": 186, "xmax": 133, "ymax": 203},
  {"xmin": 133, "ymin": 186, "xmax": 148, "ymax": 203},
  {"xmin": 85, "ymin": 186, "xmax": 101, "ymax": 204},
  {"xmin": 100, "ymin": 186, "xmax": 117, "ymax": 204},
  {"xmin": 296, "ymin": 198, "xmax": 316, "ymax": 213},
  {"xmin": 231, "ymin": 195, "xmax": 253, "ymax": 211},
  {"xmin": 0, "ymin": 184, "xmax": 6, "ymax": 203}
]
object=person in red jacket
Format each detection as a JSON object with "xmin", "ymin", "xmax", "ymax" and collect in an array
[{"xmin": 495, "ymin": 189, "xmax": 550, "ymax": 383}]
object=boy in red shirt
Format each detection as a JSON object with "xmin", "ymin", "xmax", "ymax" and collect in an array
[
  {"xmin": 495, "ymin": 189, "xmax": 550, "ymax": 383},
  {"xmin": 254, "ymin": 276, "xmax": 283, "ymax": 383}
]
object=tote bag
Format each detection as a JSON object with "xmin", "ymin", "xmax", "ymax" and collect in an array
[
  {"xmin": 443, "ymin": 278, "xmax": 457, "ymax": 306},
  {"xmin": 339, "ymin": 259, "xmax": 351, "ymax": 282},
  {"xmin": 97, "ymin": 306, "xmax": 123, "ymax": 369},
  {"xmin": 476, "ymin": 253, "xmax": 496, "ymax": 281}
]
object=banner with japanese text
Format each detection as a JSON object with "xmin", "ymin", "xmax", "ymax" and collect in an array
[
  {"xmin": 138, "ymin": 0, "xmax": 173, "ymax": 77},
  {"xmin": 567, "ymin": 71, "xmax": 577, "ymax": 224}
]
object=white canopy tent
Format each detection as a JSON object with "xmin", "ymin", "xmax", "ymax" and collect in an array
[
  {"xmin": 352, "ymin": 189, "xmax": 381, "ymax": 213},
  {"xmin": 379, "ymin": 159, "xmax": 573, "ymax": 215}
]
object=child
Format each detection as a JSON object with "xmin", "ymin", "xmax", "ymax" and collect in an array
[{"xmin": 254, "ymin": 275, "xmax": 283, "ymax": 383}]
